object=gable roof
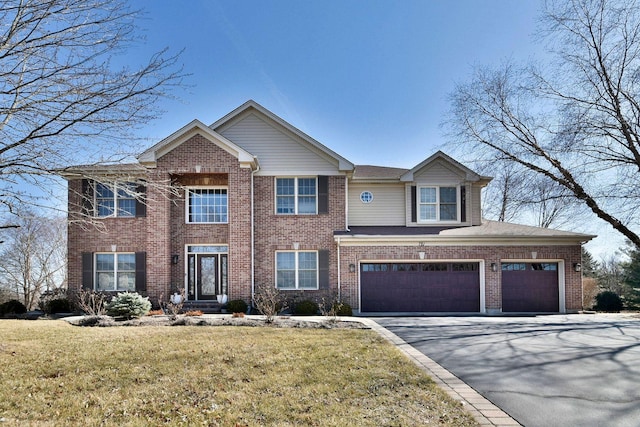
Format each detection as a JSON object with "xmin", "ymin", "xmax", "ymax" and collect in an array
[
  {"xmin": 138, "ymin": 119, "xmax": 258, "ymax": 169},
  {"xmin": 400, "ymin": 150, "xmax": 492, "ymax": 184},
  {"xmin": 210, "ymin": 100, "xmax": 354, "ymax": 172},
  {"xmin": 352, "ymin": 165, "xmax": 409, "ymax": 181}
]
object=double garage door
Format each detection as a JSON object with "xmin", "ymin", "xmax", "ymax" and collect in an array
[
  {"xmin": 360, "ymin": 262, "xmax": 480, "ymax": 312},
  {"xmin": 360, "ymin": 261, "xmax": 559, "ymax": 313}
]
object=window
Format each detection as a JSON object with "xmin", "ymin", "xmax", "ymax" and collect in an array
[
  {"xmin": 95, "ymin": 253, "xmax": 136, "ymax": 291},
  {"xmin": 419, "ymin": 186, "xmax": 458, "ymax": 222},
  {"xmin": 362, "ymin": 263, "xmax": 388, "ymax": 272},
  {"xmin": 452, "ymin": 263, "xmax": 479, "ymax": 272},
  {"xmin": 360, "ymin": 191, "xmax": 373, "ymax": 203},
  {"xmin": 276, "ymin": 177, "xmax": 317, "ymax": 214},
  {"xmin": 532, "ymin": 263, "xmax": 557, "ymax": 271},
  {"xmin": 421, "ymin": 263, "xmax": 448, "ymax": 272},
  {"xmin": 187, "ymin": 188, "xmax": 228, "ymax": 223},
  {"xmin": 95, "ymin": 182, "xmax": 138, "ymax": 217},
  {"xmin": 276, "ymin": 251, "xmax": 318, "ymax": 289},
  {"xmin": 502, "ymin": 263, "xmax": 527, "ymax": 271}
]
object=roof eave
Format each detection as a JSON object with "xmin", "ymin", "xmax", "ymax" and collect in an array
[{"xmin": 334, "ymin": 234, "xmax": 595, "ymax": 246}]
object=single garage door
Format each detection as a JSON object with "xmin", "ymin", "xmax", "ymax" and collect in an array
[
  {"xmin": 360, "ymin": 262, "xmax": 480, "ymax": 312},
  {"xmin": 502, "ymin": 262, "xmax": 559, "ymax": 312}
]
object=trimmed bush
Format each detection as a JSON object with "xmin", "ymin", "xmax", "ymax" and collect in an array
[
  {"xmin": 43, "ymin": 298, "xmax": 72, "ymax": 314},
  {"xmin": 333, "ymin": 302, "xmax": 353, "ymax": 316},
  {"xmin": 105, "ymin": 292, "xmax": 151, "ymax": 319},
  {"xmin": 226, "ymin": 299, "xmax": 248, "ymax": 314},
  {"xmin": 294, "ymin": 300, "xmax": 319, "ymax": 316},
  {"xmin": 0, "ymin": 299, "xmax": 27, "ymax": 316},
  {"xmin": 594, "ymin": 291, "xmax": 623, "ymax": 312}
]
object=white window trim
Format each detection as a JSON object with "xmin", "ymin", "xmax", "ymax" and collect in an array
[
  {"xmin": 185, "ymin": 186, "xmax": 229, "ymax": 224},
  {"xmin": 274, "ymin": 177, "xmax": 318, "ymax": 215},
  {"xmin": 94, "ymin": 252, "xmax": 136, "ymax": 292},
  {"xmin": 275, "ymin": 250, "xmax": 319, "ymax": 290},
  {"xmin": 417, "ymin": 185, "xmax": 460, "ymax": 223},
  {"xmin": 95, "ymin": 182, "xmax": 137, "ymax": 218}
]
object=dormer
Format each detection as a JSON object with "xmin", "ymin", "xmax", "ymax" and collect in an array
[
  {"xmin": 402, "ymin": 151, "xmax": 491, "ymax": 227},
  {"xmin": 347, "ymin": 151, "xmax": 491, "ymax": 228}
]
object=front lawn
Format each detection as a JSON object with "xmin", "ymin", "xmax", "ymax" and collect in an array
[{"xmin": 0, "ymin": 320, "xmax": 477, "ymax": 426}]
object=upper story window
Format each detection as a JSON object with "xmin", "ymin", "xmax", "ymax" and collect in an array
[
  {"xmin": 276, "ymin": 177, "xmax": 317, "ymax": 214},
  {"xmin": 95, "ymin": 182, "xmax": 138, "ymax": 217},
  {"xmin": 187, "ymin": 187, "xmax": 228, "ymax": 223},
  {"xmin": 419, "ymin": 186, "xmax": 458, "ymax": 222}
]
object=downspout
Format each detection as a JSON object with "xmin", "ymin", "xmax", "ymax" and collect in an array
[
  {"xmin": 345, "ymin": 175, "xmax": 350, "ymax": 231},
  {"xmin": 251, "ymin": 162, "xmax": 260, "ymax": 309},
  {"xmin": 336, "ymin": 237, "xmax": 341, "ymax": 301},
  {"xmin": 340, "ymin": 174, "xmax": 350, "ymax": 301}
]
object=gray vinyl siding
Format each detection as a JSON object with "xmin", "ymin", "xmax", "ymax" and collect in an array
[
  {"xmin": 413, "ymin": 159, "xmax": 465, "ymax": 185},
  {"xmin": 218, "ymin": 112, "xmax": 340, "ymax": 175},
  {"xmin": 472, "ymin": 184, "xmax": 482, "ymax": 225},
  {"xmin": 349, "ymin": 183, "xmax": 405, "ymax": 226}
]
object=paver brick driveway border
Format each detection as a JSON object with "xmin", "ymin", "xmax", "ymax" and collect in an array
[{"xmin": 372, "ymin": 314, "xmax": 640, "ymax": 427}]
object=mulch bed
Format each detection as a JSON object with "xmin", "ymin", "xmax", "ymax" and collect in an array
[{"xmin": 66, "ymin": 314, "xmax": 369, "ymax": 329}]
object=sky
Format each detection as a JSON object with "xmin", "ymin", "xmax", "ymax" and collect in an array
[{"xmin": 118, "ymin": 0, "xmax": 620, "ymax": 258}]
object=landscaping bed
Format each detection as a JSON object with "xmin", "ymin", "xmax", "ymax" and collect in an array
[{"xmin": 65, "ymin": 314, "xmax": 369, "ymax": 329}]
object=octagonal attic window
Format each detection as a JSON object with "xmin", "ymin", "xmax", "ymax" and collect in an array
[{"xmin": 360, "ymin": 191, "xmax": 373, "ymax": 204}]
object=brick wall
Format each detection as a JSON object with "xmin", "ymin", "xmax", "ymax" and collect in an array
[
  {"xmin": 158, "ymin": 134, "xmax": 252, "ymax": 301},
  {"xmin": 66, "ymin": 178, "xmax": 152, "ymax": 295},
  {"xmin": 253, "ymin": 175, "xmax": 346, "ymax": 303}
]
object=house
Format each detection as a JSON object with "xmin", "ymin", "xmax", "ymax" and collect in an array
[{"xmin": 62, "ymin": 100, "xmax": 595, "ymax": 314}]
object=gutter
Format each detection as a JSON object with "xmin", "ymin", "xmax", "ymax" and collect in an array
[{"xmin": 336, "ymin": 237, "xmax": 341, "ymax": 301}]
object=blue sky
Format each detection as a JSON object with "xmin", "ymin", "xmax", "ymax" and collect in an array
[
  {"xmin": 120, "ymin": 0, "xmax": 619, "ymax": 257},
  {"xmin": 130, "ymin": 0, "xmax": 541, "ymax": 166}
]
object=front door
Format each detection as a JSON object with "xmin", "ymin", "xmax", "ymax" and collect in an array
[
  {"xmin": 187, "ymin": 252, "xmax": 228, "ymax": 300},
  {"xmin": 198, "ymin": 255, "xmax": 218, "ymax": 300}
]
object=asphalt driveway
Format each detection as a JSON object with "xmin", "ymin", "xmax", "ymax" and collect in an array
[{"xmin": 375, "ymin": 314, "xmax": 640, "ymax": 427}]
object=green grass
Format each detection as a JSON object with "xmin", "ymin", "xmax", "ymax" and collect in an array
[{"xmin": 0, "ymin": 320, "xmax": 478, "ymax": 426}]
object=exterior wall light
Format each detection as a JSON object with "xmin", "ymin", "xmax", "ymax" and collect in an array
[
  {"xmin": 349, "ymin": 263, "xmax": 356, "ymax": 273},
  {"xmin": 292, "ymin": 242, "xmax": 299, "ymax": 250},
  {"xmin": 573, "ymin": 263, "xmax": 582, "ymax": 272},
  {"xmin": 418, "ymin": 251, "xmax": 425, "ymax": 260},
  {"xmin": 172, "ymin": 254, "xmax": 179, "ymax": 265},
  {"xmin": 491, "ymin": 262, "xmax": 498, "ymax": 272}
]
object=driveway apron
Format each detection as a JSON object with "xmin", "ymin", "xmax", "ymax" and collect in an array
[{"xmin": 374, "ymin": 314, "xmax": 640, "ymax": 427}]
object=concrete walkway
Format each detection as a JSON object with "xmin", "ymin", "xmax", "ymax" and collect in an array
[{"xmin": 358, "ymin": 318, "xmax": 521, "ymax": 426}]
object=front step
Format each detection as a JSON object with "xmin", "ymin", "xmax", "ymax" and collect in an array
[{"xmin": 181, "ymin": 300, "xmax": 224, "ymax": 314}]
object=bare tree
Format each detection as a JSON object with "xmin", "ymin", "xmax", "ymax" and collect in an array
[
  {"xmin": 478, "ymin": 161, "xmax": 524, "ymax": 223},
  {"xmin": 448, "ymin": 0, "xmax": 640, "ymax": 247},
  {"xmin": 0, "ymin": 0, "xmax": 183, "ymax": 224},
  {"xmin": 0, "ymin": 212, "xmax": 67, "ymax": 309},
  {"xmin": 475, "ymin": 159, "xmax": 582, "ymax": 228},
  {"xmin": 597, "ymin": 254, "xmax": 626, "ymax": 297}
]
